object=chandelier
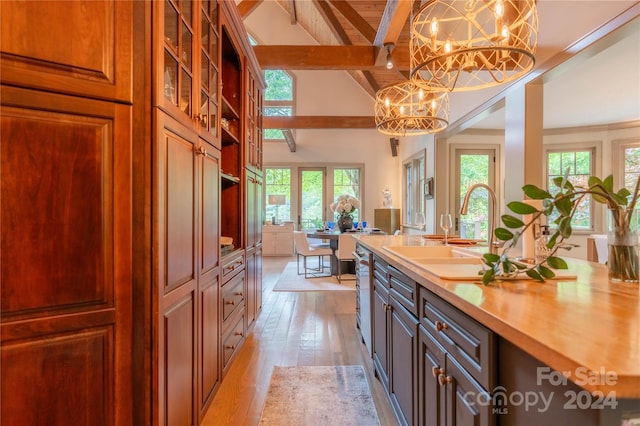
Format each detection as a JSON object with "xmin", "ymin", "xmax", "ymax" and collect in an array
[
  {"xmin": 410, "ymin": 0, "xmax": 538, "ymax": 92},
  {"xmin": 375, "ymin": 81, "xmax": 449, "ymax": 136}
]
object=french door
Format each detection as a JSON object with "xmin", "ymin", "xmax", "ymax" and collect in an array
[{"xmin": 298, "ymin": 167, "xmax": 326, "ymax": 230}]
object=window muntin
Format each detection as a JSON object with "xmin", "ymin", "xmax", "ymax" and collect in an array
[{"xmin": 546, "ymin": 149, "xmax": 594, "ymax": 229}]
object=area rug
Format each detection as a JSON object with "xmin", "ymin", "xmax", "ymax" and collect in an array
[
  {"xmin": 258, "ymin": 365, "xmax": 381, "ymax": 425},
  {"xmin": 273, "ymin": 261, "xmax": 355, "ymax": 292}
]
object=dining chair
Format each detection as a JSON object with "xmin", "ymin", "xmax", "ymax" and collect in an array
[
  {"xmin": 293, "ymin": 231, "xmax": 332, "ymax": 278},
  {"xmin": 335, "ymin": 234, "xmax": 357, "ymax": 283}
]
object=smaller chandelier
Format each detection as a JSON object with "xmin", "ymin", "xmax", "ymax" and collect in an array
[
  {"xmin": 410, "ymin": 0, "xmax": 538, "ymax": 92},
  {"xmin": 375, "ymin": 81, "xmax": 449, "ymax": 136}
]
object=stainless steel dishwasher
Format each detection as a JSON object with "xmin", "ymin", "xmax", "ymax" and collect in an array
[{"xmin": 354, "ymin": 243, "xmax": 373, "ymax": 357}]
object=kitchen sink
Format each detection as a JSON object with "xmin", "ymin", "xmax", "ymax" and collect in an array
[{"xmin": 382, "ymin": 245, "xmax": 483, "ymax": 264}]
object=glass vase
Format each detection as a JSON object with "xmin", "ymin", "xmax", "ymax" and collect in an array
[{"xmin": 607, "ymin": 208, "xmax": 639, "ymax": 283}]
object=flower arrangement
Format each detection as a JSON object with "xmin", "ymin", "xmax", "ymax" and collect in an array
[
  {"xmin": 331, "ymin": 194, "xmax": 360, "ymax": 217},
  {"xmin": 482, "ymin": 173, "xmax": 640, "ymax": 285}
]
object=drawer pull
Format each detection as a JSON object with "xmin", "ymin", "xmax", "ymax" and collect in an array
[
  {"xmin": 226, "ymin": 345, "xmax": 235, "ymax": 350},
  {"xmin": 234, "ymin": 292, "xmax": 243, "ymax": 296},
  {"xmin": 226, "ymin": 300, "xmax": 235, "ymax": 305},
  {"xmin": 234, "ymin": 331, "xmax": 243, "ymax": 337},
  {"xmin": 435, "ymin": 320, "xmax": 448, "ymax": 332},
  {"xmin": 438, "ymin": 373, "xmax": 452, "ymax": 386},
  {"xmin": 432, "ymin": 366, "xmax": 444, "ymax": 378}
]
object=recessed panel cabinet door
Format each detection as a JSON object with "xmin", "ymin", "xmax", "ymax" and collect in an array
[
  {"xmin": 0, "ymin": 87, "xmax": 132, "ymax": 426},
  {"xmin": 0, "ymin": 0, "xmax": 132, "ymax": 103}
]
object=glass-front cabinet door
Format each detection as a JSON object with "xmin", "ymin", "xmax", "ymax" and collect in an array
[
  {"xmin": 162, "ymin": 0, "xmax": 194, "ymax": 118},
  {"xmin": 159, "ymin": 0, "xmax": 219, "ymax": 146},
  {"xmin": 199, "ymin": 0, "xmax": 219, "ymax": 144}
]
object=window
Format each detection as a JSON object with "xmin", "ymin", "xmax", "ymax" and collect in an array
[
  {"xmin": 617, "ymin": 142, "xmax": 640, "ymax": 228},
  {"xmin": 403, "ymin": 150, "xmax": 426, "ymax": 227},
  {"xmin": 263, "ymin": 70, "xmax": 294, "ymax": 141},
  {"xmin": 546, "ymin": 148, "xmax": 594, "ymax": 229},
  {"xmin": 333, "ymin": 168, "xmax": 361, "ymax": 222},
  {"xmin": 265, "ymin": 167, "xmax": 291, "ymax": 223}
]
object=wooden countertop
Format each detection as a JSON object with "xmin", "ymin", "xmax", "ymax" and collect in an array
[{"xmin": 356, "ymin": 234, "xmax": 640, "ymax": 398}]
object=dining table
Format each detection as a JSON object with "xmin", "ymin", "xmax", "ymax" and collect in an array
[{"xmin": 305, "ymin": 229, "xmax": 385, "ymax": 275}]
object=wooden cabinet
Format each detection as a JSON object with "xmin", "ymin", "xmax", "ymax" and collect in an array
[
  {"xmin": 0, "ymin": 0, "xmax": 134, "ymax": 423},
  {"xmin": 262, "ymin": 224, "xmax": 295, "ymax": 256},
  {"xmin": 375, "ymin": 208, "xmax": 401, "ymax": 235},
  {"xmin": 2, "ymin": 1, "xmax": 263, "ymax": 425},
  {"xmin": 0, "ymin": 85, "xmax": 134, "ymax": 426},
  {"xmin": 372, "ymin": 256, "xmax": 419, "ymax": 426}
]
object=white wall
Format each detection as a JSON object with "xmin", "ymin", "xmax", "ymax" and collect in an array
[{"xmin": 247, "ymin": 2, "xmax": 401, "ymax": 227}]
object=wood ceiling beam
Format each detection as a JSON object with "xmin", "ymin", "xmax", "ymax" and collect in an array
[
  {"xmin": 282, "ymin": 129, "xmax": 297, "ymax": 152},
  {"xmin": 327, "ymin": 0, "xmax": 376, "ymax": 43},
  {"xmin": 253, "ymin": 45, "xmax": 410, "ymax": 70},
  {"xmin": 236, "ymin": 0, "xmax": 262, "ymax": 18},
  {"xmin": 312, "ymin": 0, "xmax": 378, "ymax": 96},
  {"xmin": 264, "ymin": 116, "xmax": 376, "ymax": 129},
  {"xmin": 373, "ymin": 0, "xmax": 413, "ymax": 47},
  {"xmin": 287, "ymin": 0, "xmax": 297, "ymax": 24}
]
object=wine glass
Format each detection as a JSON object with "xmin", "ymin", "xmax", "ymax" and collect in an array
[
  {"xmin": 440, "ymin": 213, "xmax": 453, "ymax": 245},
  {"xmin": 415, "ymin": 212, "xmax": 425, "ymax": 235}
]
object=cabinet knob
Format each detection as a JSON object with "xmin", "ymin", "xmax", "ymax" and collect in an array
[
  {"xmin": 438, "ymin": 373, "xmax": 452, "ymax": 386},
  {"xmin": 431, "ymin": 366, "xmax": 444, "ymax": 378},
  {"xmin": 435, "ymin": 320, "xmax": 448, "ymax": 332}
]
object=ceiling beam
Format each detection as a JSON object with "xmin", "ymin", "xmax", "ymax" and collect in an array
[
  {"xmin": 373, "ymin": 0, "xmax": 413, "ymax": 47},
  {"xmin": 264, "ymin": 116, "xmax": 376, "ymax": 129},
  {"xmin": 282, "ymin": 129, "xmax": 297, "ymax": 152},
  {"xmin": 328, "ymin": 0, "xmax": 377, "ymax": 43},
  {"xmin": 312, "ymin": 0, "xmax": 378, "ymax": 96},
  {"xmin": 253, "ymin": 45, "xmax": 410, "ymax": 70},
  {"xmin": 287, "ymin": 0, "xmax": 297, "ymax": 24},
  {"xmin": 236, "ymin": 0, "xmax": 262, "ymax": 18}
]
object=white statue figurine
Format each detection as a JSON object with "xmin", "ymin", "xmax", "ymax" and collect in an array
[{"xmin": 382, "ymin": 188, "xmax": 393, "ymax": 208}]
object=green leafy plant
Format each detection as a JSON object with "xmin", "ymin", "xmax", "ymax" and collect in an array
[{"xmin": 481, "ymin": 173, "xmax": 640, "ymax": 285}]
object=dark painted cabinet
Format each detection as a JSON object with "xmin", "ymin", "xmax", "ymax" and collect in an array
[{"xmin": 372, "ymin": 256, "xmax": 419, "ymax": 426}]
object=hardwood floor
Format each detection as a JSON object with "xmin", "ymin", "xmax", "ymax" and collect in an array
[{"xmin": 202, "ymin": 256, "xmax": 399, "ymax": 426}]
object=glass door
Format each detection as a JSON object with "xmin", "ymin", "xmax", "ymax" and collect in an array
[
  {"xmin": 298, "ymin": 168, "xmax": 326, "ymax": 230},
  {"xmin": 454, "ymin": 149, "xmax": 495, "ymax": 241}
]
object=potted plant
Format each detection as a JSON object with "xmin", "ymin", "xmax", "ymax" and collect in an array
[{"xmin": 481, "ymin": 173, "xmax": 640, "ymax": 285}]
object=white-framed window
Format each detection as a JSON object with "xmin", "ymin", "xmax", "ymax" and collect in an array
[
  {"xmin": 546, "ymin": 147, "xmax": 595, "ymax": 230},
  {"xmin": 263, "ymin": 69, "xmax": 294, "ymax": 141},
  {"xmin": 403, "ymin": 150, "xmax": 426, "ymax": 227},
  {"xmin": 613, "ymin": 139, "xmax": 640, "ymax": 228}
]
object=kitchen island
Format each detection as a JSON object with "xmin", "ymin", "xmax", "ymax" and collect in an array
[{"xmin": 355, "ymin": 234, "xmax": 639, "ymax": 426}]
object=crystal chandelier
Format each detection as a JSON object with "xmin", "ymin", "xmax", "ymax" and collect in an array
[
  {"xmin": 410, "ymin": 0, "xmax": 538, "ymax": 92},
  {"xmin": 375, "ymin": 81, "xmax": 449, "ymax": 136}
]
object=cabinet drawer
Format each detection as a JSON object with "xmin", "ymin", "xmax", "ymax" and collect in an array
[
  {"xmin": 372, "ymin": 255, "xmax": 389, "ymax": 288},
  {"xmin": 420, "ymin": 287, "xmax": 495, "ymax": 389},
  {"xmin": 221, "ymin": 272, "xmax": 245, "ymax": 321},
  {"xmin": 388, "ymin": 265, "xmax": 418, "ymax": 316},
  {"xmin": 222, "ymin": 310, "xmax": 245, "ymax": 369},
  {"xmin": 222, "ymin": 254, "xmax": 244, "ymax": 279}
]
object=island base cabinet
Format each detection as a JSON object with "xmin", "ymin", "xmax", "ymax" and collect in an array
[
  {"xmin": 418, "ymin": 324, "xmax": 493, "ymax": 426},
  {"xmin": 498, "ymin": 339, "xmax": 640, "ymax": 426}
]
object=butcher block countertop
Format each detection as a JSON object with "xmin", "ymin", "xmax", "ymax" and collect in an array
[{"xmin": 355, "ymin": 234, "xmax": 640, "ymax": 398}]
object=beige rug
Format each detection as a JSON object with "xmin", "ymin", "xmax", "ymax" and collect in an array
[
  {"xmin": 259, "ymin": 365, "xmax": 381, "ymax": 425},
  {"xmin": 273, "ymin": 261, "xmax": 355, "ymax": 292}
]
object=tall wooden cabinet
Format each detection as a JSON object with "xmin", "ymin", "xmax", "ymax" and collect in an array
[
  {"xmin": 1, "ymin": 1, "xmax": 263, "ymax": 425},
  {"xmin": 0, "ymin": 1, "xmax": 134, "ymax": 425}
]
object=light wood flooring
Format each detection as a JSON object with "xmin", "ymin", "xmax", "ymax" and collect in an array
[{"xmin": 201, "ymin": 256, "xmax": 399, "ymax": 426}]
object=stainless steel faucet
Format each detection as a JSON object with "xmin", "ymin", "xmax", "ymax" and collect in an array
[{"xmin": 460, "ymin": 183, "xmax": 499, "ymax": 254}]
